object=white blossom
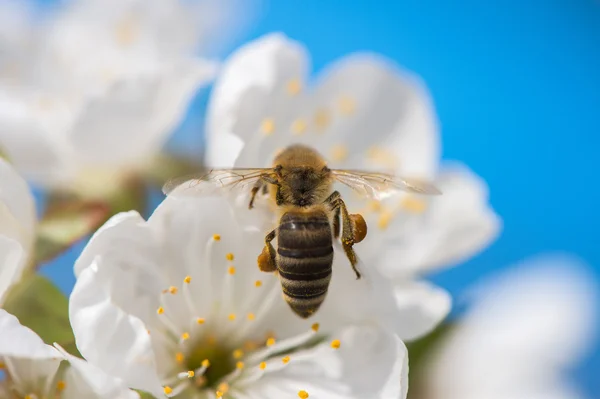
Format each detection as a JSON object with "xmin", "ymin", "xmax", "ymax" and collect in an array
[
  {"xmin": 0, "ymin": 309, "xmax": 137, "ymax": 399},
  {"xmin": 423, "ymin": 254, "xmax": 599, "ymax": 399},
  {"xmin": 204, "ymin": 33, "xmax": 501, "ymax": 340},
  {"xmin": 0, "ymin": 157, "xmax": 35, "ymax": 304},
  {"xmin": 69, "ymin": 194, "xmax": 413, "ymax": 398},
  {"xmin": 0, "ymin": 0, "xmax": 249, "ymax": 192}
]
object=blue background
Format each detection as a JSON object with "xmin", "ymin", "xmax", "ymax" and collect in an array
[{"xmin": 38, "ymin": 0, "xmax": 600, "ymax": 396}]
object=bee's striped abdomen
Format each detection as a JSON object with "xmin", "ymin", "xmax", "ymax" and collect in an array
[{"xmin": 277, "ymin": 210, "xmax": 333, "ymax": 318}]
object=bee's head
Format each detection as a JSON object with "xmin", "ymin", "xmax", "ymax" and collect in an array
[{"xmin": 278, "ymin": 166, "xmax": 331, "ymax": 206}]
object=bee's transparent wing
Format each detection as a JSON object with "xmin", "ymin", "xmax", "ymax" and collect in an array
[
  {"xmin": 162, "ymin": 168, "xmax": 275, "ymax": 198},
  {"xmin": 331, "ymin": 169, "xmax": 442, "ymax": 199}
]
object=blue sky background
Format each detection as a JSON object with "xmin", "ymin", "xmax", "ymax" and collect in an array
[{"xmin": 38, "ymin": 0, "xmax": 600, "ymax": 396}]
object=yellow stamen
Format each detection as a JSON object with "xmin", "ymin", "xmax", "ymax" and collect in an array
[
  {"xmin": 228, "ymin": 266, "xmax": 236, "ymax": 275},
  {"xmin": 197, "ymin": 317, "xmax": 205, "ymax": 324},
  {"xmin": 247, "ymin": 312, "xmax": 256, "ymax": 321},
  {"xmin": 207, "ymin": 335, "xmax": 217, "ymax": 345},
  {"xmin": 56, "ymin": 380, "xmax": 67, "ymax": 391},
  {"xmin": 331, "ymin": 339, "xmax": 341, "ymax": 349},
  {"xmin": 368, "ymin": 200, "xmax": 383, "ymax": 212},
  {"xmin": 286, "ymin": 78, "xmax": 302, "ymax": 95},
  {"xmin": 163, "ymin": 386, "xmax": 173, "ymax": 395},
  {"xmin": 282, "ymin": 356, "xmax": 290, "ymax": 364},
  {"xmin": 261, "ymin": 118, "xmax": 275, "ymax": 135},
  {"xmin": 314, "ymin": 109, "xmax": 330, "ymax": 131},
  {"xmin": 255, "ymin": 280, "xmax": 263, "ymax": 287},
  {"xmin": 236, "ymin": 361, "xmax": 245, "ymax": 369},
  {"xmin": 215, "ymin": 391, "xmax": 223, "ymax": 398},
  {"xmin": 233, "ymin": 349, "xmax": 244, "ymax": 359},
  {"xmin": 378, "ymin": 211, "xmax": 394, "ymax": 230},
  {"xmin": 187, "ymin": 370, "xmax": 195, "ymax": 378},
  {"xmin": 330, "ymin": 144, "xmax": 348, "ymax": 162},
  {"xmin": 157, "ymin": 307, "xmax": 165, "ymax": 315},
  {"xmin": 181, "ymin": 332, "xmax": 190, "ymax": 341},
  {"xmin": 175, "ymin": 352, "xmax": 185, "ymax": 364},
  {"xmin": 366, "ymin": 146, "xmax": 398, "ymax": 168},
  {"xmin": 338, "ymin": 95, "xmax": 356, "ymax": 115},
  {"xmin": 311, "ymin": 323, "xmax": 320, "ymax": 332},
  {"xmin": 400, "ymin": 196, "xmax": 427, "ymax": 213},
  {"xmin": 147, "ymin": 329, "xmax": 151, "ymax": 335},
  {"xmin": 168, "ymin": 286, "xmax": 178, "ymax": 294},
  {"xmin": 298, "ymin": 390, "xmax": 309, "ymax": 399},
  {"xmin": 226, "ymin": 253, "xmax": 235, "ymax": 261},
  {"xmin": 184, "ymin": 276, "xmax": 191, "ymax": 284},
  {"xmin": 218, "ymin": 382, "xmax": 230, "ymax": 394},
  {"xmin": 244, "ymin": 340, "xmax": 259, "ymax": 351},
  {"xmin": 201, "ymin": 359, "xmax": 210, "ymax": 368},
  {"xmin": 259, "ymin": 361, "xmax": 267, "ymax": 370},
  {"xmin": 266, "ymin": 337, "xmax": 276, "ymax": 346},
  {"xmin": 291, "ymin": 118, "xmax": 307, "ymax": 135},
  {"xmin": 213, "ymin": 234, "xmax": 221, "ymax": 241},
  {"xmin": 228, "ymin": 313, "xmax": 236, "ymax": 321}
]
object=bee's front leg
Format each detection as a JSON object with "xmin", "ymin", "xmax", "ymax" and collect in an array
[
  {"xmin": 257, "ymin": 229, "xmax": 277, "ymax": 273},
  {"xmin": 249, "ymin": 174, "xmax": 279, "ymax": 209}
]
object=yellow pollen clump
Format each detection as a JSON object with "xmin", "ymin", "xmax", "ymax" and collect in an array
[
  {"xmin": 338, "ymin": 95, "xmax": 356, "ymax": 115},
  {"xmin": 168, "ymin": 286, "xmax": 178, "ymax": 294},
  {"xmin": 56, "ymin": 380, "xmax": 67, "ymax": 391},
  {"xmin": 197, "ymin": 317, "xmax": 205, "ymax": 324},
  {"xmin": 216, "ymin": 392, "xmax": 223, "ymax": 398},
  {"xmin": 184, "ymin": 276, "xmax": 191, "ymax": 284},
  {"xmin": 314, "ymin": 109, "xmax": 330, "ymax": 131},
  {"xmin": 282, "ymin": 356, "xmax": 290, "ymax": 364},
  {"xmin": 228, "ymin": 313, "xmax": 236, "ymax": 321},
  {"xmin": 226, "ymin": 253, "xmax": 235, "ymax": 261},
  {"xmin": 291, "ymin": 119, "xmax": 307, "ymax": 135},
  {"xmin": 228, "ymin": 266, "xmax": 236, "ymax": 275},
  {"xmin": 157, "ymin": 307, "xmax": 165, "ymax": 315},
  {"xmin": 187, "ymin": 370, "xmax": 195, "ymax": 378},
  {"xmin": 260, "ymin": 118, "xmax": 276, "ymax": 135},
  {"xmin": 244, "ymin": 340, "xmax": 259, "ymax": 351},
  {"xmin": 213, "ymin": 234, "xmax": 221, "ymax": 241},
  {"xmin": 286, "ymin": 78, "xmax": 302, "ymax": 95},
  {"xmin": 366, "ymin": 146, "xmax": 399, "ymax": 169},
  {"xmin": 255, "ymin": 280, "xmax": 262, "ymax": 287},
  {"xmin": 259, "ymin": 361, "xmax": 267, "ymax": 370},
  {"xmin": 236, "ymin": 361, "xmax": 245, "ymax": 369},
  {"xmin": 247, "ymin": 312, "xmax": 256, "ymax": 321},
  {"xmin": 311, "ymin": 323, "xmax": 320, "ymax": 332},
  {"xmin": 163, "ymin": 386, "xmax": 173, "ymax": 395},
  {"xmin": 147, "ymin": 329, "xmax": 151, "ymax": 335},
  {"xmin": 400, "ymin": 196, "xmax": 427, "ymax": 213},
  {"xmin": 298, "ymin": 390, "xmax": 310, "ymax": 398},
  {"xmin": 24, "ymin": 395, "xmax": 35, "ymax": 399},
  {"xmin": 330, "ymin": 144, "xmax": 348, "ymax": 162},
  {"xmin": 368, "ymin": 200, "xmax": 383, "ymax": 212},
  {"xmin": 218, "ymin": 382, "xmax": 230, "ymax": 394},
  {"xmin": 175, "ymin": 352, "xmax": 185, "ymax": 364},
  {"xmin": 201, "ymin": 359, "xmax": 210, "ymax": 368},
  {"xmin": 331, "ymin": 339, "xmax": 341, "ymax": 349},
  {"xmin": 181, "ymin": 332, "xmax": 190, "ymax": 341},
  {"xmin": 266, "ymin": 337, "xmax": 276, "ymax": 346},
  {"xmin": 233, "ymin": 349, "xmax": 244, "ymax": 359},
  {"xmin": 378, "ymin": 211, "xmax": 394, "ymax": 230}
]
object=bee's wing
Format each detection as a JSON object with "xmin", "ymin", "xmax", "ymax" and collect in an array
[
  {"xmin": 162, "ymin": 168, "xmax": 275, "ymax": 198},
  {"xmin": 330, "ymin": 169, "xmax": 442, "ymax": 199}
]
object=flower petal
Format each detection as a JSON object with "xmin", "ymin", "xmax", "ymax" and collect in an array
[
  {"xmin": 206, "ymin": 32, "xmax": 310, "ymax": 167},
  {"xmin": 0, "ymin": 309, "xmax": 59, "ymax": 359},
  {"xmin": 69, "ymin": 59, "xmax": 217, "ymax": 167},
  {"xmin": 0, "ymin": 157, "xmax": 36, "ymax": 247},
  {"xmin": 69, "ymin": 260, "xmax": 164, "ymax": 397},
  {"xmin": 0, "ymin": 236, "xmax": 27, "ymax": 304},
  {"xmin": 55, "ymin": 344, "xmax": 140, "ymax": 399}
]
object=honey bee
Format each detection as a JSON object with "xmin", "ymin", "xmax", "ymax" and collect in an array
[{"xmin": 163, "ymin": 144, "xmax": 441, "ymax": 318}]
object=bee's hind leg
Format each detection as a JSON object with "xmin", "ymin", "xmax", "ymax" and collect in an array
[
  {"xmin": 324, "ymin": 191, "xmax": 361, "ymax": 280},
  {"xmin": 257, "ymin": 229, "xmax": 277, "ymax": 273}
]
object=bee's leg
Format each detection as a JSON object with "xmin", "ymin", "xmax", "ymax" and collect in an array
[
  {"xmin": 249, "ymin": 175, "xmax": 279, "ymax": 209},
  {"xmin": 257, "ymin": 229, "xmax": 277, "ymax": 273},
  {"xmin": 324, "ymin": 191, "xmax": 361, "ymax": 279},
  {"xmin": 332, "ymin": 207, "xmax": 341, "ymax": 239}
]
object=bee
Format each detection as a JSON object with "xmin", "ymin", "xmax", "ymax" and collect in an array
[{"xmin": 163, "ymin": 144, "xmax": 441, "ymax": 318}]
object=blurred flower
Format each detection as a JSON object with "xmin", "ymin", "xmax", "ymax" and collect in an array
[
  {"xmin": 204, "ymin": 33, "xmax": 501, "ymax": 339},
  {"xmin": 0, "ymin": 309, "xmax": 137, "ymax": 398},
  {"xmin": 422, "ymin": 254, "xmax": 599, "ymax": 399},
  {"xmin": 0, "ymin": 157, "xmax": 35, "ymax": 304},
  {"xmin": 0, "ymin": 0, "xmax": 251, "ymax": 193},
  {"xmin": 69, "ymin": 195, "xmax": 414, "ymax": 398}
]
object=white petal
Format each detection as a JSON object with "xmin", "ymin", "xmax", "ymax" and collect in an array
[
  {"xmin": 69, "ymin": 260, "xmax": 164, "ymax": 397},
  {"xmin": 244, "ymin": 325, "xmax": 408, "ymax": 399},
  {"xmin": 392, "ymin": 280, "xmax": 451, "ymax": 341},
  {"xmin": 374, "ymin": 163, "xmax": 501, "ymax": 278},
  {"xmin": 206, "ymin": 32, "xmax": 310, "ymax": 167},
  {"xmin": 0, "ymin": 236, "xmax": 27, "ymax": 304},
  {"xmin": 0, "ymin": 157, "xmax": 36, "ymax": 247},
  {"xmin": 0, "ymin": 309, "xmax": 60, "ymax": 359},
  {"xmin": 69, "ymin": 59, "xmax": 217, "ymax": 168},
  {"xmin": 310, "ymin": 54, "xmax": 440, "ymax": 177},
  {"xmin": 55, "ymin": 344, "xmax": 139, "ymax": 399}
]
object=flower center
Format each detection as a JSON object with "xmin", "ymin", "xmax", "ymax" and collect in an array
[{"xmin": 184, "ymin": 337, "xmax": 234, "ymax": 389}]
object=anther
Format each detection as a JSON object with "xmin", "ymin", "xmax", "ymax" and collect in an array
[
  {"xmin": 157, "ymin": 307, "xmax": 165, "ymax": 315},
  {"xmin": 291, "ymin": 119, "xmax": 307, "ymax": 135},
  {"xmin": 331, "ymin": 339, "xmax": 341, "ymax": 349},
  {"xmin": 247, "ymin": 312, "xmax": 256, "ymax": 321},
  {"xmin": 213, "ymin": 234, "xmax": 221, "ymax": 241},
  {"xmin": 168, "ymin": 286, "xmax": 178, "ymax": 294},
  {"xmin": 226, "ymin": 253, "xmax": 235, "ymax": 261},
  {"xmin": 178, "ymin": 370, "xmax": 195, "ymax": 379},
  {"xmin": 184, "ymin": 276, "xmax": 191, "ymax": 284},
  {"xmin": 197, "ymin": 317, "xmax": 205, "ymax": 324},
  {"xmin": 202, "ymin": 359, "xmax": 210, "ymax": 368},
  {"xmin": 218, "ymin": 382, "xmax": 230, "ymax": 395},
  {"xmin": 259, "ymin": 361, "xmax": 267, "ymax": 370},
  {"xmin": 236, "ymin": 361, "xmax": 245, "ymax": 369},
  {"xmin": 228, "ymin": 266, "xmax": 236, "ymax": 275},
  {"xmin": 266, "ymin": 337, "xmax": 276, "ymax": 346},
  {"xmin": 56, "ymin": 381, "xmax": 67, "ymax": 391},
  {"xmin": 338, "ymin": 96, "xmax": 356, "ymax": 115},
  {"xmin": 311, "ymin": 323, "xmax": 320, "ymax": 332},
  {"xmin": 228, "ymin": 313, "xmax": 236, "ymax": 321},
  {"xmin": 261, "ymin": 118, "xmax": 275, "ymax": 135},
  {"xmin": 163, "ymin": 386, "xmax": 173, "ymax": 395},
  {"xmin": 255, "ymin": 280, "xmax": 262, "ymax": 287},
  {"xmin": 175, "ymin": 352, "xmax": 185, "ymax": 364},
  {"xmin": 314, "ymin": 109, "xmax": 330, "ymax": 131},
  {"xmin": 286, "ymin": 78, "xmax": 302, "ymax": 95},
  {"xmin": 282, "ymin": 356, "xmax": 290, "ymax": 364},
  {"xmin": 181, "ymin": 332, "xmax": 190, "ymax": 341},
  {"xmin": 400, "ymin": 196, "xmax": 427, "ymax": 213},
  {"xmin": 233, "ymin": 349, "xmax": 244, "ymax": 359},
  {"xmin": 378, "ymin": 211, "xmax": 394, "ymax": 230},
  {"xmin": 298, "ymin": 390, "xmax": 309, "ymax": 398},
  {"xmin": 330, "ymin": 144, "xmax": 348, "ymax": 162}
]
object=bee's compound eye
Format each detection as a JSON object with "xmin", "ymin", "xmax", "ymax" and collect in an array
[{"xmin": 350, "ymin": 214, "xmax": 367, "ymax": 243}]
